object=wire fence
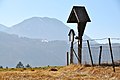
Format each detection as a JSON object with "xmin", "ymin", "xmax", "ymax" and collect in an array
[{"xmin": 72, "ymin": 38, "xmax": 120, "ymax": 66}]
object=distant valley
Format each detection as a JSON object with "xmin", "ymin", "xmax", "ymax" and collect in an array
[{"xmin": 0, "ymin": 31, "xmax": 68, "ymax": 67}]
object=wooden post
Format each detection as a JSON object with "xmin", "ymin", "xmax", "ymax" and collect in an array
[
  {"xmin": 77, "ymin": 22, "xmax": 86, "ymax": 64},
  {"xmin": 70, "ymin": 41, "xmax": 74, "ymax": 64},
  {"xmin": 99, "ymin": 46, "xmax": 102, "ymax": 66},
  {"xmin": 67, "ymin": 6, "xmax": 91, "ymax": 64},
  {"xmin": 78, "ymin": 33, "xmax": 82, "ymax": 64},
  {"xmin": 87, "ymin": 40, "xmax": 94, "ymax": 66},
  {"xmin": 68, "ymin": 29, "xmax": 75, "ymax": 64},
  {"xmin": 67, "ymin": 52, "xmax": 69, "ymax": 66},
  {"xmin": 108, "ymin": 38, "xmax": 115, "ymax": 72}
]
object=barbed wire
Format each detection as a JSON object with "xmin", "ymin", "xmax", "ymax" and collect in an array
[
  {"xmin": 111, "ymin": 38, "xmax": 120, "ymax": 40},
  {"xmin": 68, "ymin": 38, "xmax": 120, "ymax": 51},
  {"xmin": 83, "ymin": 38, "xmax": 108, "ymax": 41},
  {"xmin": 73, "ymin": 37, "xmax": 120, "ymax": 42},
  {"xmin": 71, "ymin": 37, "xmax": 120, "ymax": 45},
  {"xmin": 68, "ymin": 38, "xmax": 120, "ymax": 66}
]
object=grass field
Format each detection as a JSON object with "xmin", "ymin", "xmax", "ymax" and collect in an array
[{"xmin": 0, "ymin": 64, "xmax": 120, "ymax": 80}]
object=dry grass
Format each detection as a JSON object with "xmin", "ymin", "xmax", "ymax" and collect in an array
[{"xmin": 0, "ymin": 65, "xmax": 120, "ymax": 80}]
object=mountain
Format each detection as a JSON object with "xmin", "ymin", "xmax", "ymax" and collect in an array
[
  {"xmin": 1, "ymin": 17, "xmax": 91, "ymax": 41},
  {"xmin": 6, "ymin": 17, "xmax": 70, "ymax": 41},
  {"xmin": 0, "ymin": 31, "xmax": 68, "ymax": 67},
  {"xmin": 0, "ymin": 17, "xmax": 97, "ymax": 67},
  {"xmin": 0, "ymin": 24, "xmax": 8, "ymax": 32}
]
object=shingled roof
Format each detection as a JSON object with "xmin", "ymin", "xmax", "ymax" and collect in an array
[{"xmin": 67, "ymin": 6, "xmax": 91, "ymax": 23}]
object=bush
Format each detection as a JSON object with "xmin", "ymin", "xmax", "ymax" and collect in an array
[{"xmin": 16, "ymin": 61, "xmax": 24, "ymax": 68}]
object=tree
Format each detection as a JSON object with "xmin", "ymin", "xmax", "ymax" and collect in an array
[
  {"xmin": 0, "ymin": 66, "xmax": 3, "ymax": 68},
  {"xmin": 16, "ymin": 61, "xmax": 24, "ymax": 68},
  {"xmin": 25, "ymin": 64, "xmax": 31, "ymax": 68}
]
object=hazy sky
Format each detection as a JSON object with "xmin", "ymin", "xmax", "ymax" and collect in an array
[{"xmin": 0, "ymin": 0, "xmax": 120, "ymax": 39}]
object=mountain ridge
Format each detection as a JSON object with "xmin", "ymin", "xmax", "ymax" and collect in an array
[
  {"xmin": 7, "ymin": 17, "xmax": 70, "ymax": 41},
  {"xmin": 0, "ymin": 17, "xmax": 92, "ymax": 41}
]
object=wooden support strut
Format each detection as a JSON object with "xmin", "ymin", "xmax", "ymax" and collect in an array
[{"xmin": 73, "ymin": 48, "xmax": 81, "ymax": 63}]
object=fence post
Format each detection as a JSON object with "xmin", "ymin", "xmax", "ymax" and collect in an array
[
  {"xmin": 108, "ymin": 38, "xmax": 115, "ymax": 72},
  {"xmin": 99, "ymin": 46, "xmax": 102, "ymax": 66},
  {"xmin": 87, "ymin": 40, "xmax": 94, "ymax": 66},
  {"xmin": 70, "ymin": 42, "xmax": 74, "ymax": 64},
  {"xmin": 67, "ymin": 52, "xmax": 69, "ymax": 66}
]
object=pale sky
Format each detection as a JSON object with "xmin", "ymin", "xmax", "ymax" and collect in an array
[{"xmin": 0, "ymin": 0, "xmax": 120, "ymax": 39}]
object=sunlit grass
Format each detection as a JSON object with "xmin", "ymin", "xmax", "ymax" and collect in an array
[{"xmin": 0, "ymin": 64, "xmax": 119, "ymax": 80}]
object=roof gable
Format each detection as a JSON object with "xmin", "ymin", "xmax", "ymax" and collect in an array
[{"xmin": 67, "ymin": 6, "xmax": 91, "ymax": 23}]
